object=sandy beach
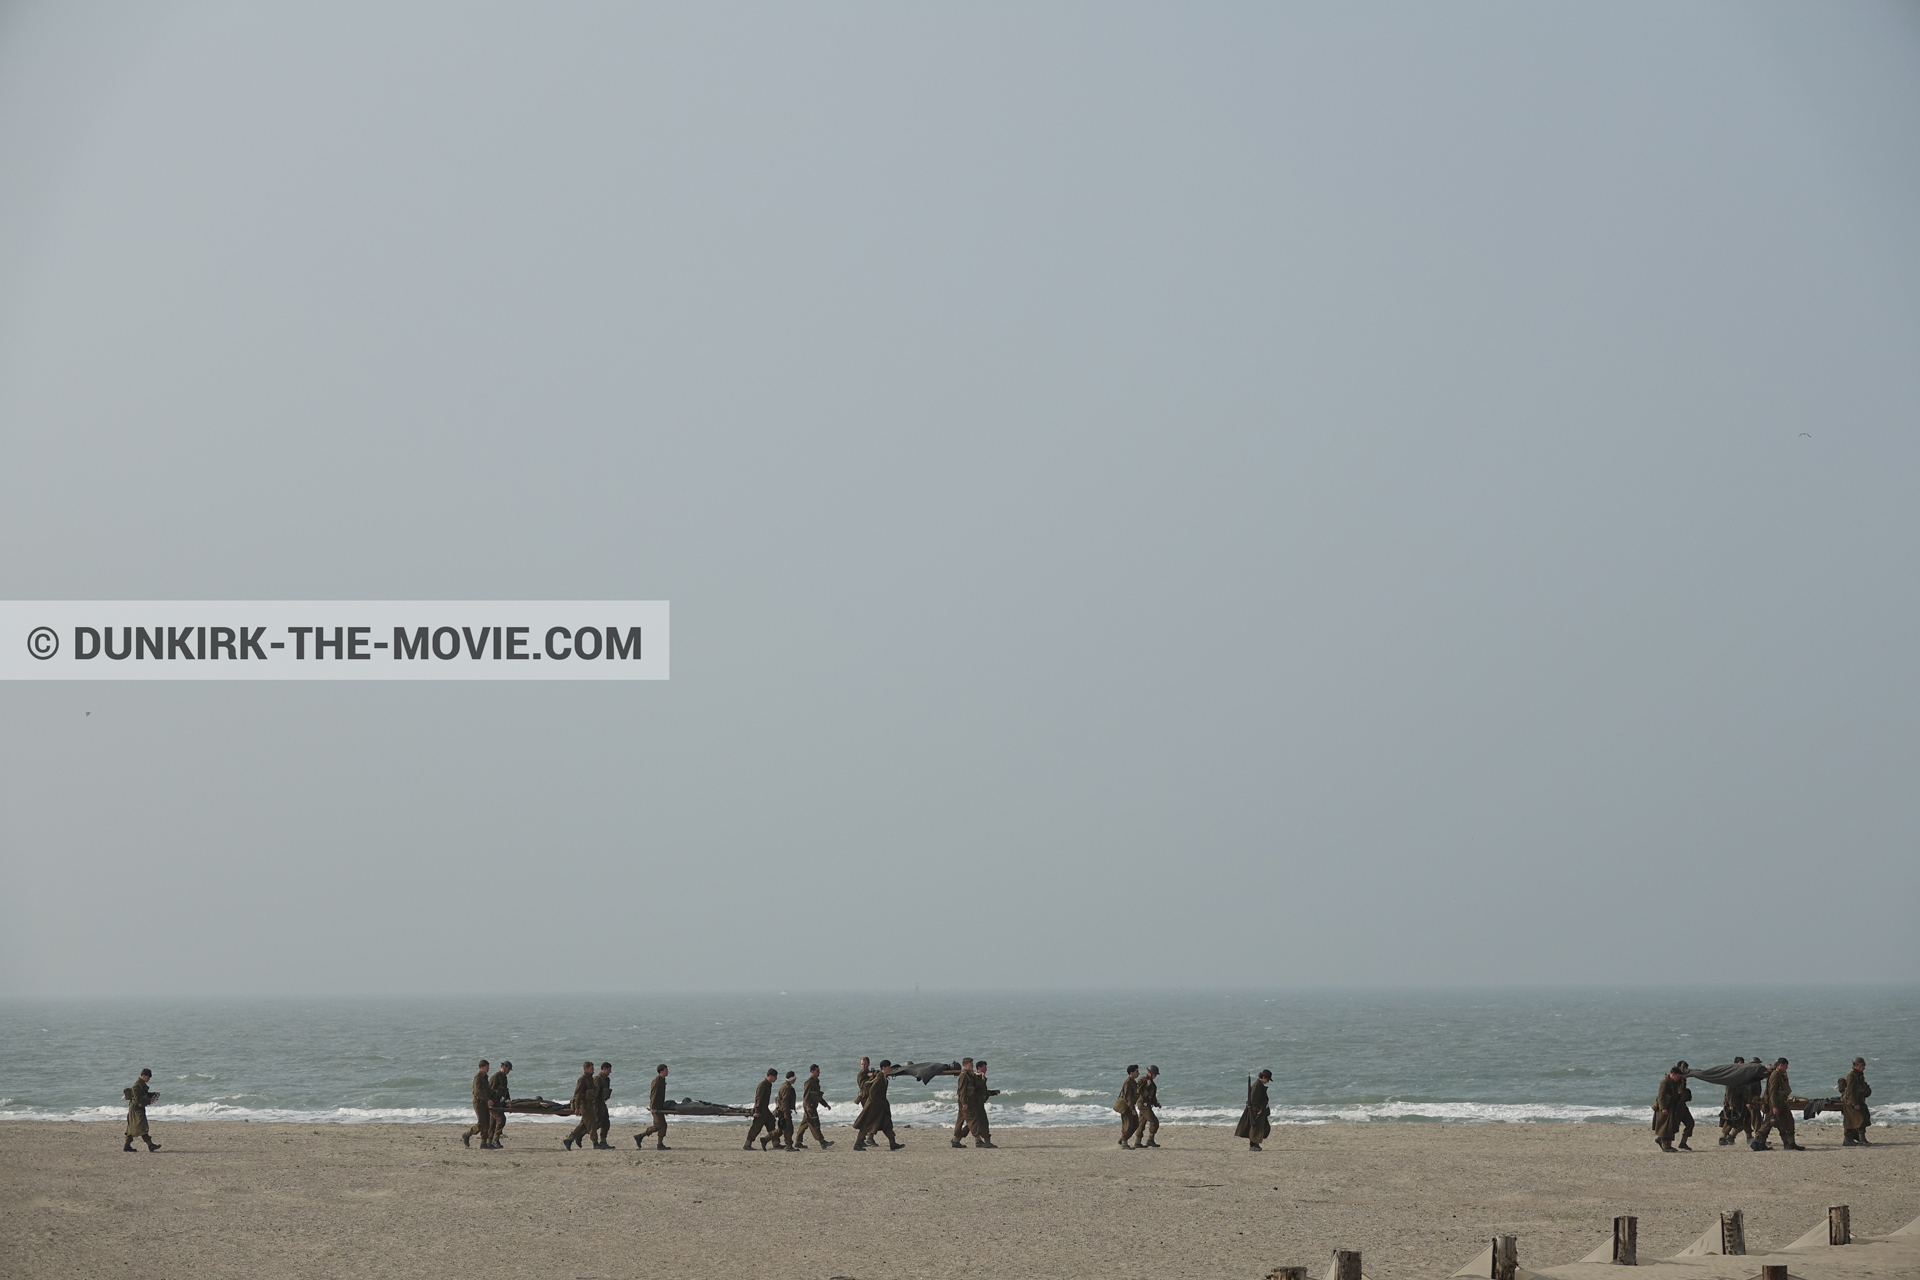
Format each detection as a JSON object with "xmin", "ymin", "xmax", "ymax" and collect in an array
[{"xmin": 1, "ymin": 1120, "xmax": 1911, "ymax": 1280}]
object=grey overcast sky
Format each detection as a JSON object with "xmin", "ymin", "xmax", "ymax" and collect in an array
[{"xmin": 1, "ymin": 3, "xmax": 1917, "ymax": 998}]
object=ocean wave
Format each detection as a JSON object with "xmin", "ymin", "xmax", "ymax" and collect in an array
[{"xmin": 3, "ymin": 1099, "xmax": 1914, "ymax": 1127}]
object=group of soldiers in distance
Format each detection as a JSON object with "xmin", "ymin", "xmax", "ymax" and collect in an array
[
  {"xmin": 457, "ymin": 1055, "xmax": 1007, "ymax": 1153},
  {"xmin": 1651, "ymin": 1055, "xmax": 1875, "ymax": 1153}
]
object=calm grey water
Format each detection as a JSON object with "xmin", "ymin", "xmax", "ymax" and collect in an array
[{"xmin": 2, "ymin": 988, "xmax": 1912, "ymax": 1128}]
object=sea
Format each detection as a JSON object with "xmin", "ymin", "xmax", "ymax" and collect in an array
[{"xmin": 2, "ymin": 987, "xmax": 1913, "ymax": 1130}]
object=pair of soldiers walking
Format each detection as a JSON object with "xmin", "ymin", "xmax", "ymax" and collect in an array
[
  {"xmin": 463, "ymin": 1059, "xmax": 513, "ymax": 1149},
  {"xmin": 564, "ymin": 1061, "xmax": 615, "ymax": 1151},
  {"xmin": 852, "ymin": 1057, "xmax": 906, "ymax": 1151},
  {"xmin": 1113, "ymin": 1065, "xmax": 1162, "ymax": 1149},
  {"xmin": 948, "ymin": 1057, "xmax": 998, "ymax": 1148}
]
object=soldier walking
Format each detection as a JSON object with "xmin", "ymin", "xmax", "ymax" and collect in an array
[
  {"xmin": 795, "ymin": 1064, "xmax": 833, "ymax": 1149},
  {"xmin": 463, "ymin": 1059, "xmax": 492, "ymax": 1148},
  {"xmin": 745, "ymin": 1068, "xmax": 781, "ymax": 1150},
  {"xmin": 122, "ymin": 1068, "xmax": 160, "ymax": 1153},
  {"xmin": 635, "ymin": 1064, "xmax": 671, "ymax": 1150},
  {"xmin": 564, "ymin": 1060, "xmax": 599, "ymax": 1151},
  {"xmin": 1716, "ymin": 1058, "xmax": 1753, "ymax": 1146},
  {"xmin": 1132, "ymin": 1065, "xmax": 1161, "ymax": 1148},
  {"xmin": 1653, "ymin": 1065, "xmax": 1688, "ymax": 1153},
  {"xmin": 950, "ymin": 1059, "xmax": 977, "ymax": 1147},
  {"xmin": 1756, "ymin": 1057, "xmax": 1804, "ymax": 1151},
  {"xmin": 592, "ymin": 1062, "xmax": 614, "ymax": 1148},
  {"xmin": 968, "ymin": 1060, "xmax": 998, "ymax": 1148},
  {"xmin": 854, "ymin": 1059, "xmax": 904, "ymax": 1150},
  {"xmin": 776, "ymin": 1071, "xmax": 799, "ymax": 1151},
  {"xmin": 1841, "ymin": 1057, "xmax": 1872, "ymax": 1146},
  {"xmin": 488, "ymin": 1060, "xmax": 513, "ymax": 1148},
  {"xmin": 1235, "ymin": 1069, "xmax": 1273, "ymax": 1152},
  {"xmin": 1115, "ymin": 1066, "xmax": 1142, "ymax": 1148},
  {"xmin": 1669, "ymin": 1061, "xmax": 1695, "ymax": 1148}
]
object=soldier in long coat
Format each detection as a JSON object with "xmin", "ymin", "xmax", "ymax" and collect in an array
[
  {"xmin": 1754, "ymin": 1057, "xmax": 1804, "ymax": 1151},
  {"xmin": 776, "ymin": 1072, "xmax": 799, "ymax": 1151},
  {"xmin": 795, "ymin": 1064, "xmax": 832, "ymax": 1149},
  {"xmin": 592, "ymin": 1062, "xmax": 613, "ymax": 1148},
  {"xmin": 745, "ymin": 1069, "xmax": 781, "ymax": 1150},
  {"xmin": 1652, "ymin": 1066, "xmax": 1687, "ymax": 1152},
  {"xmin": 1235, "ymin": 1069, "xmax": 1273, "ymax": 1151},
  {"xmin": 950, "ymin": 1059, "xmax": 977, "ymax": 1147},
  {"xmin": 1115, "ymin": 1066, "xmax": 1142, "ymax": 1148},
  {"xmin": 1840, "ymin": 1058, "xmax": 1872, "ymax": 1146},
  {"xmin": 463, "ymin": 1059, "xmax": 492, "ymax": 1148},
  {"xmin": 1715, "ymin": 1058, "xmax": 1752, "ymax": 1146},
  {"xmin": 1132, "ymin": 1065, "xmax": 1162, "ymax": 1149},
  {"xmin": 635, "ymin": 1064, "xmax": 671, "ymax": 1150},
  {"xmin": 564, "ymin": 1060, "xmax": 599, "ymax": 1150},
  {"xmin": 488, "ymin": 1061, "xmax": 512, "ymax": 1148},
  {"xmin": 854, "ymin": 1059, "xmax": 903, "ymax": 1150},
  {"xmin": 968, "ymin": 1060, "xmax": 998, "ymax": 1148},
  {"xmin": 123, "ymin": 1069, "xmax": 160, "ymax": 1153}
]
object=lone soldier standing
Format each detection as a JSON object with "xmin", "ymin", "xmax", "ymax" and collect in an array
[
  {"xmin": 463, "ymin": 1059, "xmax": 492, "ymax": 1148},
  {"xmin": 968, "ymin": 1060, "xmax": 998, "ymax": 1148},
  {"xmin": 795, "ymin": 1064, "xmax": 832, "ymax": 1149},
  {"xmin": 950, "ymin": 1058, "xmax": 976, "ymax": 1147},
  {"xmin": 1840, "ymin": 1058, "xmax": 1872, "ymax": 1146},
  {"xmin": 776, "ymin": 1071, "xmax": 799, "ymax": 1151},
  {"xmin": 1115, "ymin": 1066, "xmax": 1142, "ymax": 1148},
  {"xmin": 592, "ymin": 1062, "xmax": 614, "ymax": 1148},
  {"xmin": 564, "ymin": 1060, "xmax": 598, "ymax": 1151},
  {"xmin": 488, "ymin": 1060, "xmax": 512, "ymax": 1148},
  {"xmin": 123, "ymin": 1068, "xmax": 160, "ymax": 1152},
  {"xmin": 1133, "ymin": 1065, "xmax": 1161, "ymax": 1148},
  {"xmin": 635, "ymin": 1064, "xmax": 671, "ymax": 1150},
  {"xmin": 1235, "ymin": 1069, "xmax": 1273, "ymax": 1152},
  {"xmin": 746, "ymin": 1068, "xmax": 781, "ymax": 1151},
  {"xmin": 854, "ymin": 1060, "xmax": 904, "ymax": 1150},
  {"xmin": 1653, "ymin": 1065, "xmax": 1688, "ymax": 1152}
]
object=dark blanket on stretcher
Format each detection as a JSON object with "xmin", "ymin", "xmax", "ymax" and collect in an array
[{"xmin": 1684, "ymin": 1062, "xmax": 1770, "ymax": 1088}]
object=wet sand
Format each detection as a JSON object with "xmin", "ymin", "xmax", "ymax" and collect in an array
[{"xmin": 1, "ymin": 1121, "xmax": 1912, "ymax": 1280}]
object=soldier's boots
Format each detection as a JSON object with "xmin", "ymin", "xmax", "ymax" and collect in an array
[
  {"xmin": 975, "ymin": 1139, "xmax": 996, "ymax": 1148},
  {"xmin": 563, "ymin": 1137, "xmax": 576, "ymax": 1151},
  {"xmin": 1857, "ymin": 1132, "xmax": 1872, "ymax": 1145},
  {"xmin": 123, "ymin": 1139, "xmax": 136, "ymax": 1152},
  {"xmin": 1783, "ymin": 1141, "xmax": 1806, "ymax": 1151},
  {"xmin": 951, "ymin": 1139, "xmax": 965, "ymax": 1148},
  {"xmin": 1658, "ymin": 1142, "xmax": 1677, "ymax": 1153},
  {"xmin": 887, "ymin": 1140, "xmax": 905, "ymax": 1150},
  {"xmin": 1145, "ymin": 1139, "xmax": 1160, "ymax": 1148},
  {"xmin": 1677, "ymin": 1139, "xmax": 1692, "ymax": 1151},
  {"xmin": 462, "ymin": 1131, "xmax": 472, "ymax": 1147},
  {"xmin": 1751, "ymin": 1140, "xmax": 1771, "ymax": 1151},
  {"xmin": 144, "ymin": 1139, "xmax": 160, "ymax": 1151}
]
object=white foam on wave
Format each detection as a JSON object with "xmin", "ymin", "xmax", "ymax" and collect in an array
[{"xmin": 4, "ymin": 1097, "xmax": 1915, "ymax": 1127}]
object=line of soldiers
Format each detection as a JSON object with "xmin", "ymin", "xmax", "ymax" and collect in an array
[
  {"xmin": 1113, "ymin": 1064, "xmax": 1163, "ymax": 1149},
  {"xmin": 1654, "ymin": 1055, "xmax": 1875, "ymax": 1154},
  {"xmin": 742, "ymin": 1065, "xmax": 834, "ymax": 1151}
]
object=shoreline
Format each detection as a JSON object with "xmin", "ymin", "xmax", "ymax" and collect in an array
[{"xmin": 3, "ymin": 1120, "xmax": 1913, "ymax": 1279}]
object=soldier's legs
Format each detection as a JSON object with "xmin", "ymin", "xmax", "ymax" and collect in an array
[
  {"xmin": 971, "ymin": 1105, "xmax": 993, "ymax": 1147},
  {"xmin": 1119, "ymin": 1110, "xmax": 1139, "ymax": 1146},
  {"xmin": 566, "ymin": 1113, "xmax": 596, "ymax": 1148},
  {"xmin": 595, "ymin": 1107, "xmax": 611, "ymax": 1147},
  {"xmin": 1774, "ymin": 1109, "xmax": 1797, "ymax": 1148},
  {"xmin": 778, "ymin": 1113, "xmax": 795, "ymax": 1149},
  {"xmin": 466, "ymin": 1102, "xmax": 490, "ymax": 1146},
  {"xmin": 1654, "ymin": 1111, "xmax": 1678, "ymax": 1148},
  {"xmin": 952, "ymin": 1108, "xmax": 970, "ymax": 1146},
  {"xmin": 1138, "ymin": 1106, "xmax": 1159, "ymax": 1146},
  {"xmin": 490, "ymin": 1107, "xmax": 507, "ymax": 1146},
  {"xmin": 797, "ymin": 1111, "xmax": 827, "ymax": 1147},
  {"xmin": 744, "ymin": 1113, "xmax": 773, "ymax": 1149},
  {"xmin": 635, "ymin": 1109, "xmax": 668, "ymax": 1149},
  {"xmin": 1676, "ymin": 1103, "xmax": 1694, "ymax": 1145}
]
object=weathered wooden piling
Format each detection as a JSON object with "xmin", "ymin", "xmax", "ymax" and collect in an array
[
  {"xmin": 1330, "ymin": 1248, "xmax": 1362, "ymax": 1280},
  {"xmin": 1719, "ymin": 1210, "xmax": 1745, "ymax": 1256},
  {"xmin": 1492, "ymin": 1234, "xmax": 1518, "ymax": 1280},
  {"xmin": 1829, "ymin": 1205, "xmax": 1850, "ymax": 1246},
  {"xmin": 1612, "ymin": 1215, "xmax": 1637, "ymax": 1266}
]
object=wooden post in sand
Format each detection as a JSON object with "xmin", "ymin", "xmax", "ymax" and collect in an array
[
  {"xmin": 1492, "ymin": 1235, "xmax": 1519, "ymax": 1280},
  {"xmin": 1611, "ymin": 1216, "xmax": 1637, "ymax": 1266},
  {"xmin": 1761, "ymin": 1266, "xmax": 1788, "ymax": 1280},
  {"xmin": 1331, "ymin": 1249, "xmax": 1362, "ymax": 1280},
  {"xmin": 1265, "ymin": 1268, "xmax": 1307, "ymax": 1280},
  {"xmin": 1719, "ymin": 1210, "xmax": 1745, "ymax": 1256},
  {"xmin": 1829, "ymin": 1206, "xmax": 1850, "ymax": 1246}
]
